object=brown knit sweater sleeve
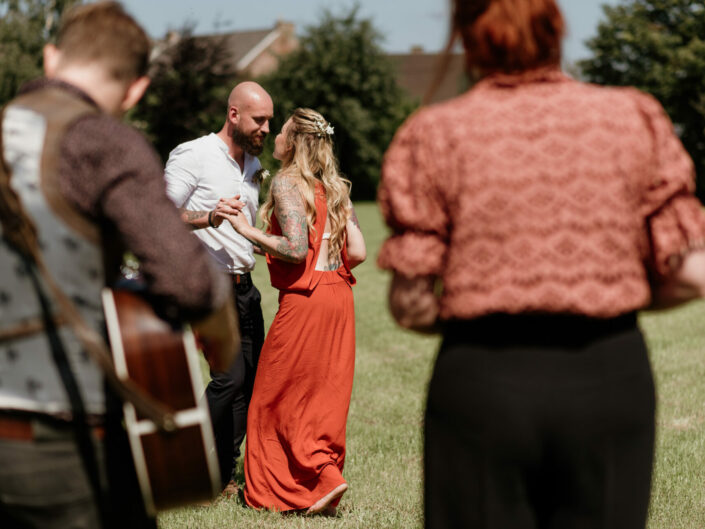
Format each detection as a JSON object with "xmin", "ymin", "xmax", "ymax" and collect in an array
[{"xmin": 59, "ymin": 114, "xmax": 228, "ymax": 320}]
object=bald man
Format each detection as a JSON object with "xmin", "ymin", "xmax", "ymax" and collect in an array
[{"xmin": 164, "ymin": 81, "xmax": 273, "ymax": 496}]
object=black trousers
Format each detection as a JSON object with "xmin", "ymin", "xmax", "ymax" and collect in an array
[
  {"xmin": 425, "ymin": 313, "xmax": 655, "ymax": 529},
  {"xmin": 206, "ymin": 275, "xmax": 264, "ymax": 486}
]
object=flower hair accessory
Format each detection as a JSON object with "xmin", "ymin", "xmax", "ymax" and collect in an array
[{"xmin": 314, "ymin": 118, "xmax": 334, "ymax": 138}]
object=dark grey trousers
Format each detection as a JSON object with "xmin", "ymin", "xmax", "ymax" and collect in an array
[
  {"xmin": 0, "ymin": 411, "xmax": 154, "ymax": 529},
  {"xmin": 206, "ymin": 278, "xmax": 265, "ymax": 486}
]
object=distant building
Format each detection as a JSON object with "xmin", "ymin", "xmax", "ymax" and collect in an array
[
  {"xmin": 388, "ymin": 47, "xmax": 468, "ymax": 104},
  {"xmin": 153, "ymin": 26, "xmax": 467, "ymax": 103},
  {"xmin": 153, "ymin": 20, "xmax": 298, "ymax": 78},
  {"xmin": 218, "ymin": 21, "xmax": 298, "ymax": 78}
]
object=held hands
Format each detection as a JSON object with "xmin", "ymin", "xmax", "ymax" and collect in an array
[
  {"xmin": 222, "ymin": 210, "xmax": 263, "ymax": 255},
  {"xmin": 223, "ymin": 209, "xmax": 252, "ymax": 235},
  {"xmin": 211, "ymin": 194, "xmax": 262, "ymax": 252},
  {"xmin": 212, "ymin": 195, "xmax": 248, "ymax": 232}
]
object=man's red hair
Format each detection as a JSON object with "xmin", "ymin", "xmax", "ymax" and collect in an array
[{"xmin": 454, "ymin": 0, "xmax": 564, "ymax": 74}]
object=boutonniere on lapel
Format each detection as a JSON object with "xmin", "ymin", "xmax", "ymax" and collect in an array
[{"xmin": 253, "ymin": 168, "xmax": 271, "ymax": 185}]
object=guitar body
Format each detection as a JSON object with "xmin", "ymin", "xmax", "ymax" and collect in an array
[{"xmin": 102, "ymin": 288, "xmax": 220, "ymax": 515}]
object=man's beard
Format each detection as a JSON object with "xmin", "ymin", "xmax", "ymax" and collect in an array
[{"xmin": 232, "ymin": 126, "xmax": 265, "ymax": 156}]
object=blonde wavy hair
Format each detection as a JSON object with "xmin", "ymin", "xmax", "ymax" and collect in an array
[{"xmin": 260, "ymin": 108, "xmax": 352, "ymax": 260}]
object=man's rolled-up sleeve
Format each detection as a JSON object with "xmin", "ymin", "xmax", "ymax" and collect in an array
[{"xmin": 164, "ymin": 144, "xmax": 199, "ymax": 208}]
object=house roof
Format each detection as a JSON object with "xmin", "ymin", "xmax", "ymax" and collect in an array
[
  {"xmin": 388, "ymin": 52, "xmax": 467, "ymax": 104},
  {"xmin": 189, "ymin": 28, "xmax": 276, "ymax": 72},
  {"xmin": 154, "ymin": 23, "xmax": 292, "ymax": 75},
  {"xmin": 200, "ymin": 28, "xmax": 276, "ymax": 71},
  {"xmin": 154, "ymin": 25, "xmax": 466, "ymax": 104}
]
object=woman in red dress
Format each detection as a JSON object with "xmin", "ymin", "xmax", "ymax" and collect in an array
[{"xmin": 222, "ymin": 108, "xmax": 366, "ymax": 515}]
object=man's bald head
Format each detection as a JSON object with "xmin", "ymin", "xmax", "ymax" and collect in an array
[
  {"xmin": 226, "ymin": 81, "xmax": 274, "ymax": 156},
  {"xmin": 228, "ymin": 81, "xmax": 272, "ymax": 112}
]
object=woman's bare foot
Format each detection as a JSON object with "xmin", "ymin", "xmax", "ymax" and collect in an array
[{"xmin": 305, "ymin": 483, "xmax": 348, "ymax": 515}]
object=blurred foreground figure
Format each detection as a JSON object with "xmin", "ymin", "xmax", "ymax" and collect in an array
[
  {"xmin": 0, "ymin": 2, "xmax": 237, "ymax": 528},
  {"xmin": 378, "ymin": 0, "xmax": 705, "ymax": 527}
]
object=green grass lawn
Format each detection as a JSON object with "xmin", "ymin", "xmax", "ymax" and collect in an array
[{"xmin": 159, "ymin": 202, "xmax": 705, "ymax": 529}]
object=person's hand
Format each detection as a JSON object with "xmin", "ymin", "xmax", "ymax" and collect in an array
[
  {"xmin": 222, "ymin": 209, "xmax": 252, "ymax": 235},
  {"xmin": 207, "ymin": 209, "xmax": 225, "ymax": 228},
  {"xmin": 389, "ymin": 273, "xmax": 440, "ymax": 334},
  {"xmin": 212, "ymin": 195, "xmax": 246, "ymax": 226}
]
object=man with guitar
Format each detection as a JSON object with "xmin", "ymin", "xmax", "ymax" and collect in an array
[
  {"xmin": 0, "ymin": 2, "xmax": 238, "ymax": 528},
  {"xmin": 164, "ymin": 81, "xmax": 273, "ymax": 497}
]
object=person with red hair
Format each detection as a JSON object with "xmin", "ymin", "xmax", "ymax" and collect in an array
[{"xmin": 378, "ymin": 0, "xmax": 705, "ymax": 527}]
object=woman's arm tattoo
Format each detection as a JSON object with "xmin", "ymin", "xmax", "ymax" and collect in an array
[
  {"xmin": 349, "ymin": 204, "xmax": 361, "ymax": 229},
  {"xmin": 265, "ymin": 177, "xmax": 308, "ymax": 262},
  {"xmin": 322, "ymin": 258, "xmax": 342, "ymax": 271}
]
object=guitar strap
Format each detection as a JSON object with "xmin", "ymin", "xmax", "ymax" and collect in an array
[
  {"xmin": 0, "ymin": 108, "xmax": 177, "ymax": 434},
  {"xmin": 22, "ymin": 252, "xmax": 110, "ymax": 524}
]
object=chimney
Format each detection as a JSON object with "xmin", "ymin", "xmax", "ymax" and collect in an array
[
  {"xmin": 166, "ymin": 30, "xmax": 181, "ymax": 45},
  {"xmin": 276, "ymin": 20, "xmax": 295, "ymax": 37}
]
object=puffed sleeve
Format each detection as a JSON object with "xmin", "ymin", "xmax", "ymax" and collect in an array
[
  {"xmin": 377, "ymin": 110, "xmax": 450, "ymax": 277},
  {"xmin": 637, "ymin": 93, "xmax": 705, "ymax": 277}
]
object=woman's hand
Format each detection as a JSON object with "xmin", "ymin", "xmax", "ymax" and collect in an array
[
  {"xmin": 222, "ymin": 209, "xmax": 252, "ymax": 236},
  {"xmin": 220, "ymin": 174, "xmax": 308, "ymax": 263},
  {"xmin": 649, "ymin": 249, "xmax": 705, "ymax": 309},
  {"xmin": 389, "ymin": 273, "xmax": 441, "ymax": 334},
  {"xmin": 213, "ymin": 195, "xmax": 246, "ymax": 228},
  {"xmin": 219, "ymin": 209, "xmax": 267, "ymax": 255}
]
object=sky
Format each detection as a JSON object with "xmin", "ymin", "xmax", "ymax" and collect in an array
[{"xmin": 119, "ymin": 0, "xmax": 622, "ymax": 64}]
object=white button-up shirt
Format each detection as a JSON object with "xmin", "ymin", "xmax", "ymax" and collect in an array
[{"xmin": 164, "ymin": 133, "xmax": 260, "ymax": 274}]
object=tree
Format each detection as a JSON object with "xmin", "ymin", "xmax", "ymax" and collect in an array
[
  {"xmin": 258, "ymin": 7, "xmax": 416, "ymax": 200},
  {"xmin": 0, "ymin": 0, "xmax": 80, "ymax": 106},
  {"xmin": 130, "ymin": 26, "xmax": 239, "ymax": 163},
  {"xmin": 579, "ymin": 0, "xmax": 705, "ymax": 197}
]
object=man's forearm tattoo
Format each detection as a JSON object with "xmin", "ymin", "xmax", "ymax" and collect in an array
[
  {"xmin": 180, "ymin": 208, "xmax": 208, "ymax": 222},
  {"xmin": 178, "ymin": 208, "xmax": 209, "ymax": 230}
]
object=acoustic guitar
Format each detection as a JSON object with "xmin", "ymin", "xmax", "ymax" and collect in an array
[{"xmin": 102, "ymin": 288, "xmax": 220, "ymax": 515}]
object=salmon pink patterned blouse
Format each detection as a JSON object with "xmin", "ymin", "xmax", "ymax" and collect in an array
[{"xmin": 377, "ymin": 68, "xmax": 705, "ymax": 319}]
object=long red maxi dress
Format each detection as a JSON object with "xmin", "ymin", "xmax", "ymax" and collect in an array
[{"xmin": 243, "ymin": 184, "xmax": 356, "ymax": 511}]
